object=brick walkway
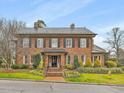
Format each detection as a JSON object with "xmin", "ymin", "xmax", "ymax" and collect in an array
[{"xmin": 44, "ymin": 77, "xmax": 65, "ymax": 82}]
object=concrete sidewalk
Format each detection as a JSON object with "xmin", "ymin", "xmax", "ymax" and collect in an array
[{"xmin": 44, "ymin": 77, "xmax": 65, "ymax": 82}]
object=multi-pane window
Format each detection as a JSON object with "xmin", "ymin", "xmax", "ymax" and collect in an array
[
  {"xmin": 81, "ymin": 55, "xmax": 86, "ymax": 64},
  {"xmin": 66, "ymin": 55, "xmax": 70, "ymax": 64},
  {"xmin": 51, "ymin": 38, "xmax": 58, "ymax": 48},
  {"xmin": 93, "ymin": 56, "xmax": 100, "ymax": 62},
  {"xmin": 80, "ymin": 38, "xmax": 86, "ymax": 48},
  {"xmin": 37, "ymin": 38, "xmax": 43, "ymax": 48},
  {"xmin": 23, "ymin": 55, "xmax": 28, "ymax": 64},
  {"xmin": 94, "ymin": 56, "xmax": 98, "ymax": 61},
  {"xmin": 23, "ymin": 38, "xmax": 29, "ymax": 48},
  {"xmin": 66, "ymin": 38, "xmax": 72, "ymax": 48}
]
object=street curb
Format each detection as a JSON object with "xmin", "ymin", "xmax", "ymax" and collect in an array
[{"xmin": 0, "ymin": 78, "xmax": 124, "ymax": 87}]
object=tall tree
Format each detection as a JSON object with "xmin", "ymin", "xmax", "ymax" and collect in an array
[
  {"xmin": 105, "ymin": 27, "xmax": 124, "ymax": 63},
  {"xmin": 0, "ymin": 18, "xmax": 25, "ymax": 68}
]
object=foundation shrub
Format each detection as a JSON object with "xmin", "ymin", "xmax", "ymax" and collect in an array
[
  {"xmin": 63, "ymin": 70, "xmax": 80, "ymax": 78},
  {"xmin": 84, "ymin": 58, "xmax": 92, "ymax": 67},
  {"xmin": 106, "ymin": 61, "xmax": 117, "ymax": 68},
  {"xmin": 121, "ymin": 66, "xmax": 124, "ymax": 71},
  {"xmin": 29, "ymin": 69, "xmax": 43, "ymax": 76},
  {"xmin": 64, "ymin": 64, "xmax": 74, "ymax": 70},
  {"xmin": 74, "ymin": 55, "xmax": 80, "ymax": 68},
  {"xmin": 11, "ymin": 64, "xmax": 28, "ymax": 69},
  {"xmin": 94, "ymin": 59, "xmax": 102, "ymax": 67}
]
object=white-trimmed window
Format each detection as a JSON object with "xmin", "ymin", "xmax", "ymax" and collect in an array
[
  {"xmin": 66, "ymin": 38, "xmax": 72, "ymax": 48},
  {"xmin": 80, "ymin": 38, "xmax": 86, "ymax": 48},
  {"xmin": 81, "ymin": 55, "xmax": 86, "ymax": 64},
  {"xmin": 51, "ymin": 38, "xmax": 58, "ymax": 48},
  {"xmin": 23, "ymin": 38, "xmax": 29, "ymax": 48},
  {"xmin": 93, "ymin": 56, "xmax": 100, "ymax": 63},
  {"xmin": 37, "ymin": 38, "xmax": 43, "ymax": 48},
  {"xmin": 23, "ymin": 55, "xmax": 28, "ymax": 64}
]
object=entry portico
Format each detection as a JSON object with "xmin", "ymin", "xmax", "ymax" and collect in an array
[{"xmin": 41, "ymin": 49, "xmax": 67, "ymax": 69}]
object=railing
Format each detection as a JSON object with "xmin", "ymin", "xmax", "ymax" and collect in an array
[{"xmin": 43, "ymin": 66, "xmax": 48, "ymax": 76}]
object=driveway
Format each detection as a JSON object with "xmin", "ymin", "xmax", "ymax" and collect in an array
[{"xmin": 0, "ymin": 80, "xmax": 123, "ymax": 93}]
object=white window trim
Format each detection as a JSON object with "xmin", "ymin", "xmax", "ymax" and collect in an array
[
  {"xmin": 37, "ymin": 38, "xmax": 43, "ymax": 48},
  {"xmin": 23, "ymin": 55, "xmax": 28, "ymax": 65},
  {"xmin": 81, "ymin": 55, "xmax": 86, "ymax": 64},
  {"xmin": 51, "ymin": 38, "xmax": 58, "ymax": 48},
  {"xmin": 66, "ymin": 38, "xmax": 72, "ymax": 48},
  {"xmin": 80, "ymin": 38, "xmax": 86, "ymax": 48},
  {"xmin": 23, "ymin": 38, "xmax": 29, "ymax": 48},
  {"xmin": 23, "ymin": 56, "xmax": 25, "ymax": 64}
]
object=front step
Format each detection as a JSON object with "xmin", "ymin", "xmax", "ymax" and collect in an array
[
  {"xmin": 46, "ymin": 67, "xmax": 63, "ymax": 77},
  {"xmin": 46, "ymin": 72, "xmax": 63, "ymax": 77}
]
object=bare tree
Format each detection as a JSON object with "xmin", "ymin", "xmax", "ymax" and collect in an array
[
  {"xmin": 0, "ymin": 18, "xmax": 25, "ymax": 69},
  {"xmin": 105, "ymin": 27, "xmax": 124, "ymax": 63}
]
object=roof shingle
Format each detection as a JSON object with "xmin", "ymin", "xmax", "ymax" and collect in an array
[{"xmin": 16, "ymin": 27, "xmax": 96, "ymax": 35}]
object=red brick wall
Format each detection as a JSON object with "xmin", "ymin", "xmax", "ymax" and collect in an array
[{"xmin": 16, "ymin": 36, "xmax": 93, "ymax": 66}]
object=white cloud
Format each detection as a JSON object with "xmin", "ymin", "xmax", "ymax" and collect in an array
[{"xmin": 21, "ymin": 0, "xmax": 94, "ymax": 27}]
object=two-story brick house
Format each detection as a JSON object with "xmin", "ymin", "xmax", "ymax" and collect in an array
[{"xmin": 15, "ymin": 23, "xmax": 106, "ymax": 71}]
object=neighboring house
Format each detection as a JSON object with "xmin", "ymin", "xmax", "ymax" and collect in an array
[
  {"xmin": 15, "ymin": 22, "xmax": 106, "ymax": 71},
  {"xmin": 92, "ymin": 45, "xmax": 106, "ymax": 66}
]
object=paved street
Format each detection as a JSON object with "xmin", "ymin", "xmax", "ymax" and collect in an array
[{"xmin": 0, "ymin": 80, "xmax": 123, "ymax": 93}]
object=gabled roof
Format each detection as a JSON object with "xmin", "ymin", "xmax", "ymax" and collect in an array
[
  {"xmin": 92, "ymin": 45, "xmax": 106, "ymax": 53},
  {"xmin": 16, "ymin": 27, "xmax": 96, "ymax": 35}
]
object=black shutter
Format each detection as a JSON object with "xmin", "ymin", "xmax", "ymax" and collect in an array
[
  {"xmin": 20, "ymin": 38, "xmax": 23, "ymax": 48},
  {"xmin": 35, "ymin": 38, "xmax": 37, "ymax": 48},
  {"xmin": 58, "ymin": 38, "xmax": 60, "ymax": 48},
  {"xmin": 78, "ymin": 38, "xmax": 80, "ymax": 48},
  {"xmin": 29, "ymin": 38, "xmax": 31, "ymax": 48},
  {"xmin": 49, "ymin": 38, "xmax": 51, "ymax": 48},
  {"xmin": 64, "ymin": 38, "xmax": 66, "ymax": 48},
  {"xmin": 87, "ymin": 38, "xmax": 89, "ymax": 48},
  {"xmin": 43, "ymin": 38, "xmax": 45, "ymax": 48},
  {"xmin": 72, "ymin": 38, "xmax": 74, "ymax": 48}
]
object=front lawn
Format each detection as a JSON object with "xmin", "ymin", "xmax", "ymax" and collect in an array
[
  {"xmin": 0, "ymin": 70, "xmax": 44, "ymax": 80},
  {"xmin": 65, "ymin": 74, "xmax": 124, "ymax": 85}
]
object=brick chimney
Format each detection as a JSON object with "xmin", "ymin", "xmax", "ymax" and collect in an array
[
  {"xmin": 70, "ymin": 23, "xmax": 75, "ymax": 29},
  {"xmin": 34, "ymin": 22, "xmax": 38, "ymax": 29},
  {"xmin": 34, "ymin": 20, "xmax": 46, "ymax": 29}
]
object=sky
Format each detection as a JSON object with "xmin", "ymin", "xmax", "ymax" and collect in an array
[{"xmin": 0, "ymin": 0, "xmax": 124, "ymax": 49}]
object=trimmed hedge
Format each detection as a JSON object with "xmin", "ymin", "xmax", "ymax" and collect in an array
[
  {"xmin": 64, "ymin": 64, "xmax": 74, "ymax": 70},
  {"xmin": 77, "ymin": 67, "xmax": 123, "ymax": 74},
  {"xmin": 63, "ymin": 70, "xmax": 80, "ymax": 78},
  {"xmin": 11, "ymin": 64, "xmax": 28, "ymax": 69},
  {"xmin": 121, "ymin": 66, "xmax": 124, "ymax": 71},
  {"xmin": 29, "ymin": 70, "xmax": 43, "ymax": 76}
]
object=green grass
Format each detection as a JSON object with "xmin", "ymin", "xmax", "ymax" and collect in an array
[
  {"xmin": 65, "ymin": 74, "xmax": 124, "ymax": 85},
  {"xmin": 0, "ymin": 72, "xmax": 44, "ymax": 80}
]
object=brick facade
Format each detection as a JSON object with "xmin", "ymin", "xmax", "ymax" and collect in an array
[{"xmin": 16, "ymin": 26, "xmax": 106, "ymax": 69}]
